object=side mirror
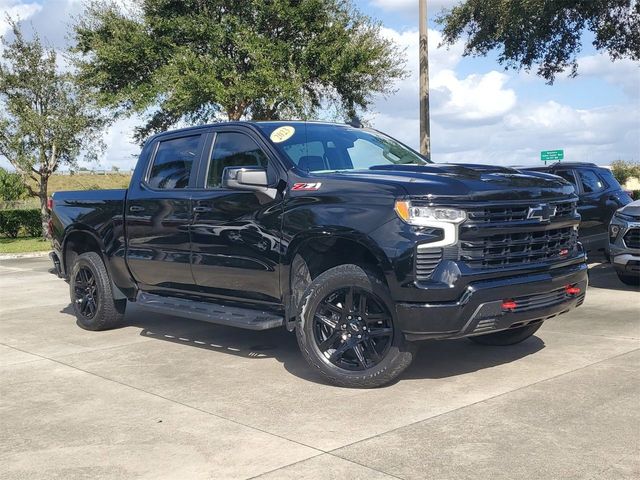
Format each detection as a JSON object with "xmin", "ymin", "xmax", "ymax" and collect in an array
[{"xmin": 222, "ymin": 167, "xmax": 277, "ymax": 200}]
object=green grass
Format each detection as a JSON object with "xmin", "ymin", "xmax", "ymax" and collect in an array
[
  {"xmin": 2, "ymin": 173, "xmax": 133, "ymax": 209},
  {"xmin": 46, "ymin": 173, "xmax": 132, "ymax": 193},
  {"xmin": 0, "ymin": 236, "xmax": 50, "ymax": 254}
]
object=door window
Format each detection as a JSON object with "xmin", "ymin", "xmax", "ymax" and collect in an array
[
  {"xmin": 577, "ymin": 170, "xmax": 606, "ymax": 193},
  {"xmin": 207, "ymin": 132, "xmax": 269, "ymax": 188},
  {"xmin": 554, "ymin": 170, "xmax": 577, "ymax": 186},
  {"xmin": 148, "ymin": 135, "xmax": 201, "ymax": 189}
]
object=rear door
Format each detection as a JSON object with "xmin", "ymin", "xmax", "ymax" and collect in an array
[
  {"xmin": 125, "ymin": 131, "xmax": 207, "ymax": 294},
  {"xmin": 189, "ymin": 127, "xmax": 284, "ymax": 305}
]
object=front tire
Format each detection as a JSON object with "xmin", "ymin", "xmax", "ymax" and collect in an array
[
  {"xmin": 469, "ymin": 322, "xmax": 543, "ymax": 346},
  {"xmin": 70, "ymin": 252, "xmax": 125, "ymax": 331},
  {"xmin": 296, "ymin": 264, "xmax": 416, "ymax": 388}
]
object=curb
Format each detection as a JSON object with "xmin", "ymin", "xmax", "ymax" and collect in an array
[{"xmin": 0, "ymin": 251, "xmax": 51, "ymax": 260}]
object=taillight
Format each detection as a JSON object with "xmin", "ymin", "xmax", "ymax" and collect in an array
[{"xmin": 47, "ymin": 197, "xmax": 53, "ymax": 210}]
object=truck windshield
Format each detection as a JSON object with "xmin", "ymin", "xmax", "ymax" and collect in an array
[{"xmin": 256, "ymin": 122, "xmax": 430, "ymax": 172}]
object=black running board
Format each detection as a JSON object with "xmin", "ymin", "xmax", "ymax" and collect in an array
[{"xmin": 136, "ymin": 292, "xmax": 284, "ymax": 330}]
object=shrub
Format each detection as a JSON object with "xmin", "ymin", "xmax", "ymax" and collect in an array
[
  {"xmin": 611, "ymin": 160, "xmax": 640, "ymax": 186},
  {"xmin": 0, "ymin": 209, "xmax": 42, "ymax": 238},
  {"xmin": 22, "ymin": 210, "xmax": 42, "ymax": 237}
]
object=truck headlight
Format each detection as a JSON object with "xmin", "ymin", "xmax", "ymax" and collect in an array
[
  {"xmin": 394, "ymin": 201, "xmax": 466, "ymax": 226},
  {"xmin": 394, "ymin": 201, "xmax": 466, "ymax": 248}
]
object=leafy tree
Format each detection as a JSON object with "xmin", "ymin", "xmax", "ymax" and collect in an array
[
  {"xmin": 72, "ymin": 0, "xmax": 406, "ymax": 142},
  {"xmin": 611, "ymin": 159, "xmax": 640, "ymax": 186},
  {"xmin": 0, "ymin": 167, "xmax": 27, "ymax": 203},
  {"xmin": 437, "ymin": 0, "xmax": 640, "ymax": 82},
  {"xmin": 0, "ymin": 21, "xmax": 106, "ymax": 238}
]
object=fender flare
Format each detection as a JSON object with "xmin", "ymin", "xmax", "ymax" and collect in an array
[
  {"xmin": 281, "ymin": 228, "xmax": 394, "ymax": 327},
  {"xmin": 61, "ymin": 225, "xmax": 128, "ymax": 300}
]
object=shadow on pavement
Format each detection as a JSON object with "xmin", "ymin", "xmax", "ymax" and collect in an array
[
  {"xmin": 61, "ymin": 302, "xmax": 546, "ymax": 387},
  {"xmin": 587, "ymin": 256, "xmax": 640, "ymax": 292}
]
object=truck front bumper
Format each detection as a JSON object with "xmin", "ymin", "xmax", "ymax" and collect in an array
[{"xmin": 396, "ymin": 262, "xmax": 588, "ymax": 341}]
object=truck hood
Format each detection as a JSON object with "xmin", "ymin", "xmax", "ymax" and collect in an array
[{"xmin": 318, "ymin": 163, "xmax": 574, "ymax": 201}]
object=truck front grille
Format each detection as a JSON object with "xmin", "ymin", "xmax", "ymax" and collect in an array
[
  {"xmin": 623, "ymin": 228, "xmax": 640, "ymax": 249},
  {"xmin": 460, "ymin": 226, "xmax": 577, "ymax": 269},
  {"xmin": 466, "ymin": 200, "xmax": 577, "ymax": 223}
]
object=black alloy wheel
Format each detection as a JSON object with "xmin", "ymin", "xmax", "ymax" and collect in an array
[
  {"xmin": 296, "ymin": 264, "xmax": 417, "ymax": 388},
  {"xmin": 312, "ymin": 286, "xmax": 393, "ymax": 371},
  {"xmin": 73, "ymin": 266, "xmax": 99, "ymax": 319}
]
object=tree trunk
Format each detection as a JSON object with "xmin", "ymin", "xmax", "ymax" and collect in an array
[
  {"xmin": 38, "ymin": 177, "xmax": 50, "ymax": 240},
  {"xmin": 226, "ymin": 103, "xmax": 246, "ymax": 121}
]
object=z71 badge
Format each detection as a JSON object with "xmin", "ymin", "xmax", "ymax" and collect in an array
[{"xmin": 292, "ymin": 183, "xmax": 322, "ymax": 191}]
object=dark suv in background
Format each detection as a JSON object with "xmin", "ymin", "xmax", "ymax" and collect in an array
[{"xmin": 524, "ymin": 163, "xmax": 632, "ymax": 251}]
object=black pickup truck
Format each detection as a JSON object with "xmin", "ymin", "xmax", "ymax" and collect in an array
[{"xmin": 50, "ymin": 121, "xmax": 588, "ymax": 387}]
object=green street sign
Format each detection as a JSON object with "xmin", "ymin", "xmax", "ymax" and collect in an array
[{"xmin": 541, "ymin": 149, "xmax": 564, "ymax": 162}]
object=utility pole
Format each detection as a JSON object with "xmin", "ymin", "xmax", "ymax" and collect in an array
[{"xmin": 419, "ymin": 0, "xmax": 431, "ymax": 159}]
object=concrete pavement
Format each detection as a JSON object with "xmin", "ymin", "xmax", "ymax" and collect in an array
[{"xmin": 0, "ymin": 256, "xmax": 638, "ymax": 479}]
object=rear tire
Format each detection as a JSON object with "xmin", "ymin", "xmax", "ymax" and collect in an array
[
  {"xmin": 296, "ymin": 264, "xmax": 416, "ymax": 388},
  {"xmin": 469, "ymin": 322, "xmax": 543, "ymax": 346},
  {"xmin": 70, "ymin": 252, "xmax": 125, "ymax": 331}
]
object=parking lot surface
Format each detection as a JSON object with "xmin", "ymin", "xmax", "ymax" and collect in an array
[{"xmin": 1, "ymin": 255, "xmax": 638, "ymax": 479}]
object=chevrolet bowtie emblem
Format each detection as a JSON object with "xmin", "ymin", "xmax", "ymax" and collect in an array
[{"xmin": 527, "ymin": 204, "xmax": 557, "ymax": 222}]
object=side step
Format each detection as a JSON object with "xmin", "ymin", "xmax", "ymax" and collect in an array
[{"xmin": 136, "ymin": 292, "xmax": 284, "ymax": 330}]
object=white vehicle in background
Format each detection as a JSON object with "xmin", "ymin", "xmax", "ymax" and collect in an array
[{"xmin": 607, "ymin": 200, "xmax": 640, "ymax": 286}]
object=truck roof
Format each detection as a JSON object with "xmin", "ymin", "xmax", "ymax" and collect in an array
[{"xmin": 144, "ymin": 120, "xmax": 351, "ymax": 143}]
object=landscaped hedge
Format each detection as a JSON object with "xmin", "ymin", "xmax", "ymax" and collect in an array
[{"xmin": 0, "ymin": 209, "xmax": 42, "ymax": 238}]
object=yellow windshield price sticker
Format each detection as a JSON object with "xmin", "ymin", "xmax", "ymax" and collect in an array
[{"xmin": 270, "ymin": 126, "xmax": 295, "ymax": 143}]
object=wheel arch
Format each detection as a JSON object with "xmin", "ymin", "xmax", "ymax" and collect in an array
[
  {"xmin": 61, "ymin": 226, "xmax": 128, "ymax": 300},
  {"xmin": 282, "ymin": 229, "xmax": 394, "ymax": 329},
  {"xmin": 62, "ymin": 227, "xmax": 106, "ymax": 274}
]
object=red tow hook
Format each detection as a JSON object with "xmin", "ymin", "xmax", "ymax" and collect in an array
[
  {"xmin": 501, "ymin": 300, "xmax": 517, "ymax": 312},
  {"xmin": 565, "ymin": 284, "xmax": 581, "ymax": 296}
]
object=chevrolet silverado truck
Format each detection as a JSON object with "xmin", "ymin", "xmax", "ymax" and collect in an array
[{"xmin": 49, "ymin": 121, "xmax": 588, "ymax": 388}]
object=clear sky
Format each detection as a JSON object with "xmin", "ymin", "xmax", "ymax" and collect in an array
[{"xmin": 1, "ymin": 0, "xmax": 639, "ymax": 170}]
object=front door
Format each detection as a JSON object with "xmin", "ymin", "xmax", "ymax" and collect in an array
[
  {"xmin": 125, "ymin": 132, "xmax": 206, "ymax": 294},
  {"xmin": 189, "ymin": 128, "xmax": 283, "ymax": 305}
]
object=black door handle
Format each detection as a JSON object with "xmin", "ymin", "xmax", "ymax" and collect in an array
[
  {"xmin": 193, "ymin": 206, "xmax": 212, "ymax": 213},
  {"xmin": 129, "ymin": 205, "xmax": 144, "ymax": 212}
]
